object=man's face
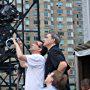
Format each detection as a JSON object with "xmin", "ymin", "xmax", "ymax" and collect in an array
[
  {"xmin": 43, "ymin": 34, "xmax": 54, "ymax": 47},
  {"xmin": 29, "ymin": 41, "xmax": 41, "ymax": 53},
  {"xmin": 81, "ymin": 86, "xmax": 90, "ymax": 90}
]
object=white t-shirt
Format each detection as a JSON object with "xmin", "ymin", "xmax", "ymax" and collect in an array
[
  {"xmin": 41, "ymin": 85, "xmax": 56, "ymax": 90},
  {"xmin": 25, "ymin": 54, "xmax": 45, "ymax": 90}
]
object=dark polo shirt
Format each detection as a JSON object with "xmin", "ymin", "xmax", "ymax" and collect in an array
[
  {"xmin": 45, "ymin": 45, "xmax": 70, "ymax": 90},
  {"xmin": 45, "ymin": 45, "xmax": 69, "ymax": 77}
]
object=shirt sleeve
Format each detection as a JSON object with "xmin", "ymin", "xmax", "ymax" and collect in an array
[{"xmin": 25, "ymin": 55, "xmax": 45, "ymax": 67}]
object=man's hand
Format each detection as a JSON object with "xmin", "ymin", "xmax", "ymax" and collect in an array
[
  {"xmin": 45, "ymin": 72, "xmax": 54, "ymax": 87},
  {"xmin": 12, "ymin": 38, "xmax": 23, "ymax": 49},
  {"xmin": 12, "ymin": 38, "xmax": 17, "ymax": 46},
  {"xmin": 17, "ymin": 39, "xmax": 23, "ymax": 49}
]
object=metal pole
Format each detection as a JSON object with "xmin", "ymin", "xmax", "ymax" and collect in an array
[
  {"xmin": 75, "ymin": 56, "xmax": 79, "ymax": 90},
  {"xmin": 36, "ymin": 0, "xmax": 41, "ymax": 40},
  {"xmin": 21, "ymin": 0, "xmax": 25, "ymax": 54},
  {"xmin": 8, "ymin": 59, "xmax": 13, "ymax": 90},
  {"xmin": 21, "ymin": 0, "xmax": 25, "ymax": 88}
]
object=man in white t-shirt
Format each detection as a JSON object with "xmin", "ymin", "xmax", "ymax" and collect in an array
[{"xmin": 13, "ymin": 39, "xmax": 46, "ymax": 90}]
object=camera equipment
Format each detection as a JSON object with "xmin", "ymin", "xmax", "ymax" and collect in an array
[
  {"xmin": 0, "ymin": 0, "xmax": 19, "ymax": 48},
  {"xmin": 6, "ymin": 38, "xmax": 19, "ymax": 49},
  {"xmin": 0, "ymin": 23, "xmax": 14, "ymax": 48},
  {"xmin": 6, "ymin": 38, "xmax": 14, "ymax": 49},
  {"xmin": 0, "ymin": 3, "xmax": 19, "ymax": 23}
]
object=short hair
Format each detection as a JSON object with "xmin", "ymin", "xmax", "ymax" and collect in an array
[
  {"xmin": 50, "ymin": 33, "xmax": 61, "ymax": 45},
  {"xmin": 81, "ymin": 78, "xmax": 90, "ymax": 90}
]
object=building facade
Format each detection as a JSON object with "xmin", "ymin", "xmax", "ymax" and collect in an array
[{"xmin": 82, "ymin": 0, "xmax": 90, "ymax": 43}]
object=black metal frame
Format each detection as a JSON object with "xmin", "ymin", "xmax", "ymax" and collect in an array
[{"xmin": 0, "ymin": 0, "xmax": 40, "ymax": 90}]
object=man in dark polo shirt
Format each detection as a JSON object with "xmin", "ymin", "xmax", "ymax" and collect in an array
[{"xmin": 43, "ymin": 33, "xmax": 70, "ymax": 90}]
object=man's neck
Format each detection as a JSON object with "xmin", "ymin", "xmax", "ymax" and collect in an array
[
  {"xmin": 48, "ymin": 43, "xmax": 56, "ymax": 50},
  {"xmin": 32, "ymin": 51, "xmax": 40, "ymax": 54}
]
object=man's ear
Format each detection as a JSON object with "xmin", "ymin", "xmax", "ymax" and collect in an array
[
  {"xmin": 54, "ymin": 38, "xmax": 55, "ymax": 41},
  {"xmin": 53, "ymin": 38, "xmax": 55, "ymax": 43}
]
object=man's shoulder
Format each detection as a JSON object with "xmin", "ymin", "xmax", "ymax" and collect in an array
[
  {"xmin": 26, "ymin": 54, "xmax": 45, "ymax": 60},
  {"xmin": 49, "ymin": 46, "xmax": 62, "ymax": 54},
  {"xmin": 50, "ymin": 45, "xmax": 61, "ymax": 51}
]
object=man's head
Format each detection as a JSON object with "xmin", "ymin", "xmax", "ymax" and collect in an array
[
  {"xmin": 43, "ymin": 33, "xmax": 60, "ymax": 48},
  {"xmin": 29, "ymin": 41, "xmax": 47, "ymax": 55},
  {"xmin": 29, "ymin": 41, "xmax": 42, "ymax": 54},
  {"xmin": 81, "ymin": 78, "xmax": 90, "ymax": 90}
]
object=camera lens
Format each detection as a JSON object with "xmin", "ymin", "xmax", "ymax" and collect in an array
[
  {"xmin": 7, "ymin": 39, "xmax": 14, "ymax": 47},
  {"xmin": 6, "ymin": 38, "xmax": 14, "ymax": 49}
]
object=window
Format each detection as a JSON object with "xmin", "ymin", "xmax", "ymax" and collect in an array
[
  {"xmin": 34, "ymin": 36, "xmax": 38, "ymax": 40},
  {"xmin": 57, "ymin": 10, "xmax": 63, "ymax": 14},
  {"xmin": 57, "ymin": 23, "xmax": 64, "ymax": 29},
  {"xmin": 25, "ymin": 26, "xmax": 30, "ymax": 31},
  {"xmin": 33, "ymin": 11, "xmax": 37, "ymax": 16},
  {"xmin": 44, "ymin": 3, "xmax": 48, "ymax": 9},
  {"xmin": 44, "ymin": 11, "xmax": 48, "ymax": 16},
  {"xmin": 51, "ymin": 17, "xmax": 54, "ymax": 21},
  {"xmin": 44, "ymin": 20, "xmax": 48, "ymax": 25},
  {"xmin": 17, "ymin": 0, "xmax": 21, "ymax": 3},
  {"xmin": 57, "ymin": 2, "xmax": 63, "ymax": 7},
  {"xmin": 48, "ymin": 5, "xmax": 50, "ymax": 10},
  {"xmin": 51, "ymin": 3, "xmax": 54, "ymax": 6},
  {"xmin": 57, "ymin": 16, "xmax": 63, "ymax": 22},
  {"xmin": 34, "ymin": 20, "xmax": 38, "ymax": 24},
  {"xmin": 33, "ymin": 4, "xmax": 37, "ymax": 8},
  {"xmin": 67, "ymin": 40, "xmax": 74, "ymax": 44},
  {"xmin": 50, "ymin": 25, "xmax": 54, "ymax": 29},
  {"xmin": 25, "ymin": 3, "xmax": 30, "ymax": 9},
  {"xmin": 66, "ymin": 0, "xmax": 71, "ymax": 1},
  {"xmin": 48, "ymin": 13, "xmax": 51, "ymax": 17},
  {"xmin": 67, "ymin": 47, "xmax": 74, "ymax": 52},
  {"xmin": 44, "ymin": 0, "xmax": 50, "ymax": 2},
  {"xmin": 60, "ymin": 39, "xmax": 64, "ymax": 45},
  {"xmin": 66, "ymin": 3, "xmax": 72, "ymax": 7},
  {"xmin": 51, "ymin": 10, "xmax": 54, "ymax": 14},
  {"xmin": 17, "ymin": 5, "xmax": 22, "ymax": 12},
  {"xmin": 67, "ymin": 17, "xmax": 73, "ymax": 22},
  {"xmin": 33, "ymin": 29, "xmax": 38, "ymax": 31},
  {"xmin": 68, "ymin": 32, "xmax": 74, "ymax": 37},
  {"xmin": 67, "ymin": 10, "xmax": 72, "ymax": 15},
  {"xmin": 25, "ymin": 19, "xmax": 30, "ymax": 25},
  {"xmin": 26, "ymin": 36, "xmax": 30, "ymax": 41},
  {"xmin": 67, "ymin": 25, "xmax": 73, "ymax": 29}
]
